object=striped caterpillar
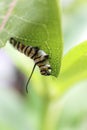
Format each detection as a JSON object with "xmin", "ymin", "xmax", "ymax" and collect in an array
[{"xmin": 9, "ymin": 37, "xmax": 51, "ymax": 92}]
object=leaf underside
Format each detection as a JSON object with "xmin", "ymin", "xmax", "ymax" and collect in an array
[{"xmin": 0, "ymin": 0, "xmax": 63, "ymax": 77}]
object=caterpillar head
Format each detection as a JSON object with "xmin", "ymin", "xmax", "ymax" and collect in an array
[{"xmin": 40, "ymin": 64, "xmax": 51, "ymax": 76}]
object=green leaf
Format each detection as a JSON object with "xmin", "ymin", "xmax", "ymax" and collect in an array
[
  {"xmin": 0, "ymin": 0, "xmax": 12, "ymax": 47},
  {"xmin": 58, "ymin": 41, "xmax": 87, "ymax": 95},
  {"xmin": 0, "ymin": 0, "xmax": 63, "ymax": 77}
]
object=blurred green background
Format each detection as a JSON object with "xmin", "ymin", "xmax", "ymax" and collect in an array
[{"xmin": 0, "ymin": 0, "xmax": 87, "ymax": 130}]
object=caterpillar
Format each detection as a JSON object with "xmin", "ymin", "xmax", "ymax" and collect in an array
[{"xmin": 9, "ymin": 37, "xmax": 51, "ymax": 93}]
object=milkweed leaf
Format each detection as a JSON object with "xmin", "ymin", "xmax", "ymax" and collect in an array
[
  {"xmin": 0, "ymin": 0, "xmax": 63, "ymax": 77},
  {"xmin": 58, "ymin": 41, "xmax": 87, "ymax": 95}
]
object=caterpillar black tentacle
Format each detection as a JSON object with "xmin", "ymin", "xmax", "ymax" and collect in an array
[{"xmin": 9, "ymin": 37, "xmax": 51, "ymax": 92}]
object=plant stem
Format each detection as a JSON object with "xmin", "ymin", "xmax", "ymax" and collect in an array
[{"xmin": 39, "ymin": 96, "xmax": 50, "ymax": 130}]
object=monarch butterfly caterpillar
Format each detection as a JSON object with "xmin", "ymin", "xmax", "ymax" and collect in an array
[{"xmin": 9, "ymin": 37, "xmax": 51, "ymax": 93}]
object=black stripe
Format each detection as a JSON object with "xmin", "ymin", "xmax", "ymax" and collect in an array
[
  {"xmin": 35, "ymin": 59, "xmax": 46, "ymax": 65},
  {"xmin": 24, "ymin": 46, "xmax": 30, "ymax": 54},
  {"xmin": 38, "ymin": 64, "xmax": 45, "ymax": 67},
  {"xmin": 40, "ymin": 69, "xmax": 51, "ymax": 76},
  {"xmin": 34, "ymin": 56, "xmax": 41, "ymax": 60},
  {"xmin": 27, "ymin": 47, "xmax": 32, "ymax": 56},
  {"xmin": 17, "ymin": 42, "xmax": 20, "ymax": 50},
  {"xmin": 44, "ymin": 55, "xmax": 49, "ymax": 59},
  {"xmin": 10, "ymin": 37, "xmax": 17, "ymax": 47},
  {"xmin": 47, "ymin": 66, "xmax": 52, "ymax": 69},
  {"xmin": 31, "ymin": 48, "xmax": 39, "ymax": 59},
  {"xmin": 9, "ymin": 37, "xmax": 14, "ymax": 44},
  {"xmin": 40, "ymin": 70, "xmax": 47, "ymax": 75},
  {"xmin": 13, "ymin": 41, "xmax": 17, "ymax": 47},
  {"xmin": 34, "ymin": 54, "xmax": 49, "ymax": 61},
  {"xmin": 21, "ymin": 44, "xmax": 25, "ymax": 52},
  {"xmin": 41, "ymin": 72, "xmax": 46, "ymax": 75},
  {"xmin": 40, "ymin": 68, "xmax": 46, "ymax": 72},
  {"xmin": 39, "ymin": 65, "xmax": 51, "ymax": 69}
]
